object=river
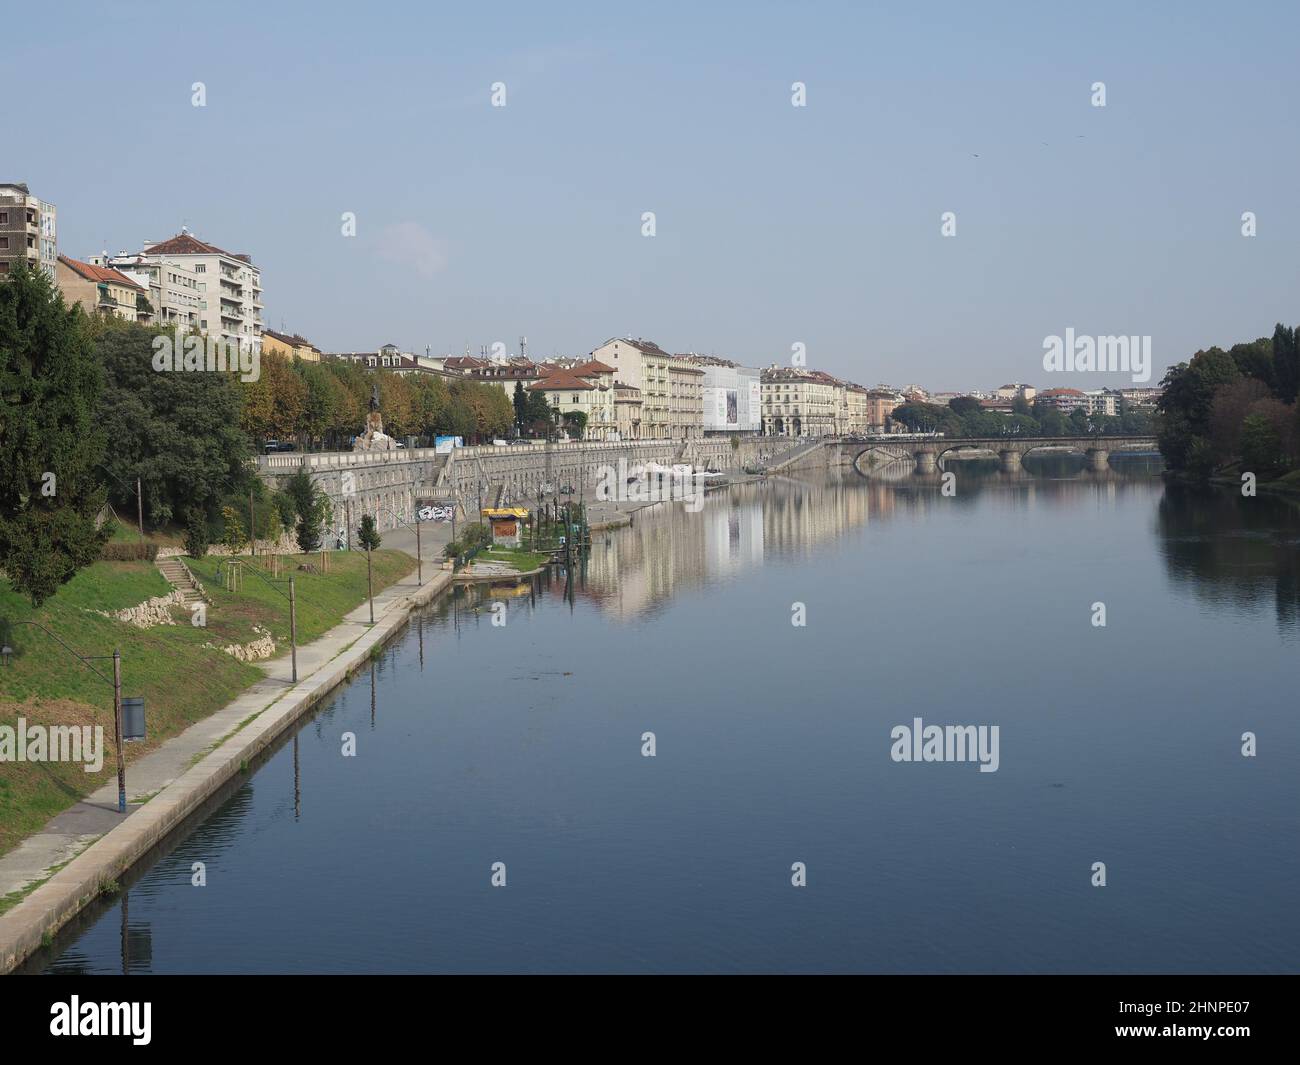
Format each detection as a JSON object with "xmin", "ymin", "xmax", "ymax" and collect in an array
[{"xmin": 28, "ymin": 455, "xmax": 1300, "ymax": 973}]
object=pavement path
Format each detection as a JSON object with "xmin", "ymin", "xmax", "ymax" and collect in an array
[{"xmin": 0, "ymin": 551, "xmax": 440, "ymax": 905}]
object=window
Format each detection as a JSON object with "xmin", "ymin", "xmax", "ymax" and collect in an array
[
  {"xmin": 195, "ymin": 264, "xmax": 206, "ymax": 273},
  {"xmin": 0, "ymin": 237, "xmax": 6, "ymax": 249},
  {"xmin": 0, "ymin": 211, "xmax": 6, "ymax": 224}
]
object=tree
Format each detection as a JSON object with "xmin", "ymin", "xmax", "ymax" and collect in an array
[
  {"xmin": 183, "ymin": 507, "xmax": 210, "ymax": 559},
  {"xmin": 1270, "ymin": 323, "xmax": 1298, "ymax": 404},
  {"xmin": 220, "ymin": 505, "xmax": 247, "ymax": 554},
  {"xmin": 96, "ymin": 321, "xmax": 253, "ymax": 528},
  {"xmin": 0, "ymin": 262, "xmax": 109, "ymax": 605},
  {"xmin": 1240, "ymin": 413, "xmax": 1286, "ymax": 476},
  {"xmin": 284, "ymin": 468, "xmax": 331, "ymax": 552},
  {"xmin": 513, "ymin": 381, "xmax": 528, "ymax": 430},
  {"xmin": 1157, "ymin": 349, "xmax": 1241, "ymax": 473},
  {"xmin": 562, "ymin": 410, "xmax": 588, "ymax": 439},
  {"xmin": 1209, "ymin": 378, "xmax": 1272, "ymax": 461},
  {"xmin": 948, "ymin": 396, "xmax": 982, "ymax": 416},
  {"xmin": 1011, "ymin": 394, "xmax": 1032, "ymax": 417},
  {"xmin": 357, "ymin": 513, "xmax": 382, "ymax": 551}
]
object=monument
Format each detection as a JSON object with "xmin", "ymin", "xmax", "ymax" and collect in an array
[{"xmin": 353, "ymin": 382, "xmax": 397, "ymax": 452}]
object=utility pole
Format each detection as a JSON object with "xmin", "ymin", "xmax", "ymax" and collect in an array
[
  {"xmin": 289, "ymin": 576, "xmax": 298, "ymax": 683},
  {"xmin": 366, "ymin": 537, "xmax": 374, "ymax": 624},
  {"xmin": 249, "ymin": 489, "xmax": 256, "ymax": 557},
  {"xmin": 113, "ymin": 650, "xmax": 125, "ymax": 814},
  {"xmin": 136, "ymin": 478, "xmax": 145, "ymax": 546}
]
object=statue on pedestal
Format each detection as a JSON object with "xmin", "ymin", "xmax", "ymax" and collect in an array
[{"xmin": 353, "ymin": 380, "xmax": 396, "ymax": 451}]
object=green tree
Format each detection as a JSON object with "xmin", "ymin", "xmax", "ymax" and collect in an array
[
  {"xmin": 1241, "ymin": 412, "xmax": 1285, "ymax": 475},
  {"xmin": 220, "ymin": 505, "xmax": 247, "ymax": 554},
  {"xmin": 95, "ymin": 321, "xmax": 253, "ymax": 528},
  {"xmin": 357, "ymin": 513, "xmax": 382, "ymax": 551},
  {"xmin": 0, "ymin": 262, "xmax": 109, "ymax": 605},
  {"xmin": 285, "ymin": 469, "xmax": 331, "ymax": 552},
  {"xmin": 1270, "ymin": 323, "xmax": 1298, "ymax": 404},
  {"xmin": 183, "ymin": 507, "xmax": 210, "ymax": 559},
  {"xmin": 513, "ymin": 381, "xmax": 528, "ymax": 429}
]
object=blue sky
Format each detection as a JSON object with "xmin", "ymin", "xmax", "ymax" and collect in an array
[{"xmin": 24, "ymin": 0, "xmax": 1300, "ymax": 389}]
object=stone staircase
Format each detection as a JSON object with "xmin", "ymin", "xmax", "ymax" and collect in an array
[{"xmin": 157, "ymin": 557, "xmax": 207, "ymax": 611}]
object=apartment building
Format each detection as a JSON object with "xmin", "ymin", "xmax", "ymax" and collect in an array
[
  {"xmin": 0, "ymin": 183, "xmax": 57, "ymax": 281},
  {"xmin": 591, "ymin": 337, "xmax": 703, "ymax": 440},
  {"xmin": 55, "ymin": 255, "xmax": 149, "ymax": 321},
  {"xmin": 262, "ymin": 328, "xmax": 322, "ymax": 362},
  {"xmin": 87, "ymin": 251, "xmax": 202, "ymax": 328},
  {"xmin": 1037, "ymin": 387, "xmax": 1087, "ymax": 413},
  {"xmin": 864, "ymin": 390, "xmax": 904, "ymax": 430},
  {"xmin": 674, "ymin": 355, "xmax": 761, "ymax": 435},
  {"xmin": 527, "ymin": 367, "xmax": 617, "ymax": 440},
  {"xmin": 842, "ymin": 383, "xmax": 871, "ymax": 436},
  {"xmin": 137, "ymin": 229, "xmax": 263, "ymax": 353},
  {"xmin": 761, "ymin": 366, "xmax": 840, "ymax": 437}
]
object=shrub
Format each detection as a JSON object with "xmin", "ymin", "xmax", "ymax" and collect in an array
[{"xmin": 444, "ymin": 540, "xmax": 462, "ymax": 559}]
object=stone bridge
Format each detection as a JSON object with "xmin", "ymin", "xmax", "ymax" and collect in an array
[{"xmin": 846, "ymin": 435, "xmax": 1158, "ymax": 473}]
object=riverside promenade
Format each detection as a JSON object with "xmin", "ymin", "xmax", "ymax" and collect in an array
[{"xmin": 0, "ymin": 559, "xmax": 454, "ymax": 973}]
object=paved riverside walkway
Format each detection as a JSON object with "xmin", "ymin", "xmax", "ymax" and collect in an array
[{"xmin": 0, "ymin": 556, "xmax": 452, "ymax": 970}]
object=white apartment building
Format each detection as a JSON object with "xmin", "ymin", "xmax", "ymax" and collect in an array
[
  {"xmin": 88, "ymin": 251, "xmax": 202, "ymax": 329},
  {"xmin": 761, "ymin": 366, "xmax": 840, "ymax": 437},
  {"xmin": 674, "ymin": 355, "xmax": 762, "ymax": 434},
  {"xmin": 136, "ymin": 228, "xmax": 263, "ymax": 352}
]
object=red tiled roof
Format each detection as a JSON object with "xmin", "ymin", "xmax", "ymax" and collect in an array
[
  {"xmin": 528, "ymin": 371, "xmax": 595, "ymax": 391},
  {"xmin": 571, "ymin": 359, "xmax": 615, "ymax": 375},
  {"xmin": 142, "ymin": 232, "xmax": 249, "ymax": 260},
  {"xmin": 57, "ymin": 255, "xmax": 145, "ymax": 292}
]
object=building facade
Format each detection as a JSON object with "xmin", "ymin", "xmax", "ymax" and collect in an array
[
  {"xmin": 591, "ymin": 337, "xmax": 703, "ymax": 440},
  {"xmin": 0, "ymin": 183, "xmax": 56, "ymax": 281},
  {"xmin": 87, "ymin": 251, "xmax": 202, "ymax": 328},
  {"xmin": 262, "ymin": 328, "xmax": 322, "ymax": 362},
  {"xmin": 676, "ymin": 355, "xmax": 761, "ymax": 435},
  {"xmin": 55, "ymin": 255, "xmax": 149, "ymax": 321},
  {"xmin": 761, "ymin": 366, "xmax": 840, "ymax": 437},
  {"xmin": 137, "ymin": 229, "xmax": 263, "ymax": 353}
]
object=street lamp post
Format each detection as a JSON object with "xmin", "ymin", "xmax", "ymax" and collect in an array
[{"xmin": 11, "ymin": 623, "xmax": 133, "ymax": 813}]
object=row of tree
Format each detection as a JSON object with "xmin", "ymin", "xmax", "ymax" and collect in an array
[
  {"xmin": 1157, "ymin": 324, "xmax": 1300, "ymax": 478},
  {"xmin": 889, "ymin": 395, "xmax": 1153, "ymax": 439}
]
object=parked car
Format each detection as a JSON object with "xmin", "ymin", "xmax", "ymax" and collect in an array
[{"xmin": 263, "ymin": 440, "xmax": 296, "ymax": 453}]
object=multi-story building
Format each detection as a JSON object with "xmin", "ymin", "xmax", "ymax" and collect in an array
[
  {"xmin": 865, "ymin": 390, "xmax": 904, "ymax": 430},
  {"xmin": 761, "ymin": 366, "xmax": 840, "ymax": 438},
  {"xmin": 327, "ymin": 343, "xmax": 459, "ymax": 379},
  {"xmin": 1081, "ymin": 389, "xmax": 1119, "ymax": 416},
  {"xmin": 591, "ymin": 337, "xmax": 703, "ymax": 440},
  {"xmin": 676, "ymin": 355, "xmax": 762, "ymax": 435},
  {"xmin": 55, "ymin": 255, "xmax": 149, "ymax": 321},
  {"xmin": 459, "ymin": 358, "xmax": 543, "ymax": 396},
  {"xmin": 842, "ymin": 383, "xmax": 871, "ymax": 436},
  {"xmin": 87, "ymin": 251, "xmax": 202, "ymax": 329},
  {"xmin": 262, "ymin": 329, "xmax": 322, "ymax": 362},
  {"xmin": 1117, "ymin": 387, "xmax": 1162, "ymax": 411},
  {"xmin": 527, "ymin": 366, "xmax": 617, "ymax": 440},
  {"xmin": 995, "ymin": 383, "xmax": 1037, "ymax": 402},
  {"xmin": 613, "ymin": 383, "xmax": 643, "ymax": 440},
  {"xmin": 136, "ymin": 229, "xmax": 263, "ymax": 353},
  {"xmin": 0, "ymin": 183, "xmax": 56, "ymax": 281},
  {"xmin": 1037, "ymin": 387, "xmax": 1087, "ymax": 413}
]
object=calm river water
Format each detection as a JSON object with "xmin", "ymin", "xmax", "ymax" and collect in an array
[{"xmin": 29, "ymin": 456, "xmax": 1300, "ymax": 973}]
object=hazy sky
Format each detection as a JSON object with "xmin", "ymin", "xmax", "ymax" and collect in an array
[{"xmin": 23, "ymin": 0, "xmax": 1300, "ymax": 389}]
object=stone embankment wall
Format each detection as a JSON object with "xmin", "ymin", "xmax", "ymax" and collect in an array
[{"xmin": 254, "ymin": 438, "xmax": 791, "ymax": 534}]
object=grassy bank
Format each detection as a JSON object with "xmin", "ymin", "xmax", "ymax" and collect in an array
[{"xmin": 0, "ymin": 548, "xmax": 414, "ymax": 859}]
